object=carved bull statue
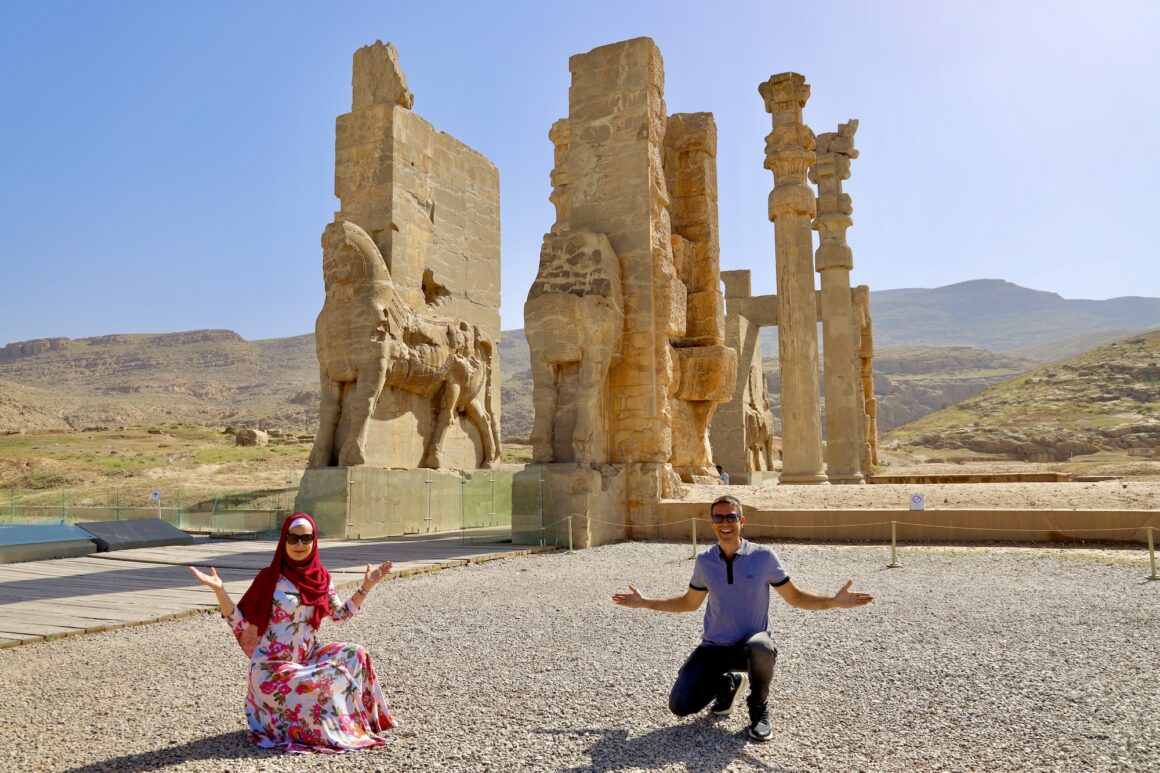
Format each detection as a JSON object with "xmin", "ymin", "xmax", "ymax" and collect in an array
[
  {"xmin": 524, "ymin": 230, "xmax": 624, "ymax": 465},
  {"xmin": 307, "ymin": 220, "xmax": 498, "ymax": 470}
]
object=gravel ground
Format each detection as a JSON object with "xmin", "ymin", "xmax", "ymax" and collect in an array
[{"xmin": 3, "ymin": 542, "xmax": 1158, "ymax": 772}]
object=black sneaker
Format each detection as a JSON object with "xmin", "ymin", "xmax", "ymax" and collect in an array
[
  {"xmin": 710, "ymin": 671, "xmax": 748, "ymax": 716},
  {"xmin": 747, "ymin": 704, "xmax": 772, "ymax": 741}
]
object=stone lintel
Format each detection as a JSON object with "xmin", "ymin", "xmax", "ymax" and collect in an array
[
  {"xmin": 732, "ymin": 295, "xmax": 778, "ymax": 328},
  {"xmin": 721, "ymin": 269, "xmax": 751, "ymax": 299}
]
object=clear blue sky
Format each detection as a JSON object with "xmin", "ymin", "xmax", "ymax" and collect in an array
[{"xmin": 2, "ymin": 1, "xmax": 1157, "ymax": 344}]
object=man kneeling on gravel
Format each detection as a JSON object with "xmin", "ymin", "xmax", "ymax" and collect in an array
[{"xmin": 612, "ymin": 495, "xmax": 874, "ymax": 741}]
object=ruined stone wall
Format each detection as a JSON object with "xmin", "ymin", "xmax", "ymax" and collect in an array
[
  {"xmin": 713, "ymin": 270, "xmax": 778, "ymax": 483},
  {"xmin": 664, "ymin": 114, "xmax": 735, "ymax": 479},
  {"xmin": 564, "ymin": 38, "xmax": 677, "ymax": 465},
  {"xmin": 323, "ymin": 41, "xmax": 500, "ymax": 469},
  {"xmin": 521, "ymin": 37, "xmax": 736, "ymax": 546}
]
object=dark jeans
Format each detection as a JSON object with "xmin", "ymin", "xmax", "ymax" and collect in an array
[{"xmin": 668, "ymin": 632, "xmax": 778, "ymax": 717}]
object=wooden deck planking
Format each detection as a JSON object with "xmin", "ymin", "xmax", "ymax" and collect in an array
[{"xmin": 0, "ymin": 537, "xmax": 555, "ymax": 648}]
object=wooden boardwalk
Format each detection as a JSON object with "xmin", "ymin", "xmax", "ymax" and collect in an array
[{"xmin": 0, "ymin": 534, "xmax": 554, "ymax": 648}]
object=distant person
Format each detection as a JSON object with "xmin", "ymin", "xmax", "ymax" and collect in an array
[
  {"xmin": 612, "ymin": 495, "xmax": 873, "ymax": 741},
  {"xmin": 189, "ymin": 513, "xmax": 395, "ymax": 753},
  {"xmin": 715, "ymin": 464, "xmax": 730, "ymax": 485}
]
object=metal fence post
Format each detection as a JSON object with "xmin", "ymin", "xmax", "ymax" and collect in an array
[
  {"xmin": 424, "ymin": 472, "xmax": 433, "ymax": 534},
  {"xmin": 489, "ymin": 474, "xmax": 496, "ymax": 527},
  {"xmin": 567, "ymin": 515, "xmax": 574, "ymax": 554},
  {"xmin": 888, "ymin": 521, "xmax": 902, "ymax": 568},
  {"xmin": 460, "ymin": 476, "xmax": 467, "ymax": 542},
  {"xmin": 692, "ymin": 518, "xmax": 697, "ymax": 559},
  {"xmin": 345, "ymin": 468, "xmax": 353, "ymax": 540},
  {"xmin": 1148, "ymin": 527, "xmax": 1158, "ymax": 581}
]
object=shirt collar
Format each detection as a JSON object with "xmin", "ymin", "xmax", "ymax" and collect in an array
[{"xmin": 715, "ymin": 539, "xmax": 752, "ymax": 560}]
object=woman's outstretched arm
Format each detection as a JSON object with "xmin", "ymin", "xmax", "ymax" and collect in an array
[{"xmin": 188, "ymin": 565, "xmax": 236, "ymax": 618}]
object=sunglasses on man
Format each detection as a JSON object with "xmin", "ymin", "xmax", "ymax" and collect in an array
[
  {"xmin": 710, "ymin": 512, "xmax": 741, "ymax": 524},
  {"xmin": 285, "ymin": 533, "xmax": 315, "ymax": 545}
]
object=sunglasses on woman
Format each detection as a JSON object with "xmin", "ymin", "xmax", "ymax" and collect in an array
[
  {"xmin": 285, "ymin": 532, "xmax": 315, "ymax": 545},
  {"xmin": 710, "ymin": 513, "xmax": 740, "ymax": 524}
]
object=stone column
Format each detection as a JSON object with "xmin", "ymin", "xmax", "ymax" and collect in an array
[
  {"xmin": 760, "ymin": 73, "xmax": 827, "ymax": 484},
  {"xmin": 811, "ymin": 120, "xmax": 864, "ymax": 483},
  {"xmin": 853, "ymin": 285, "xmax": 879, "ymax": 469}
]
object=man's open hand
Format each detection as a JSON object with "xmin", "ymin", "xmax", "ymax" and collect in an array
[
  {"xmin": 612, "ymin": 584, "xmax": 646, "ymax": 608},
  {"xmin": 833, "ymin": 580, "xmax": 874, "ymax": 608}
]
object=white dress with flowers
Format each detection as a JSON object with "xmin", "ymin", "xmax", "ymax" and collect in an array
[{"xmin": 225, "ymin": 576, "xmax": 393, "ymax": 753}]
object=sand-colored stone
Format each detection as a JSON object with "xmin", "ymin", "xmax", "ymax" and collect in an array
[
  {"xmin": 234, "ymin": 428, "xmax": 268, "ymax": 447},
  {"xmin": 712, "ymin": 278, "xmax": 877, "ymax": 486},
  {"xmin": 853, "ymin": 284, "xmax": 879, "ymax": 468},
  {"xmin": 811, "ymin": 120, "xmax": 864, "ymax": 483},
  {"xmin": 711, "ymin": 270, "xmax": 779, "ymax": 484},
  {"xmin": 665, "ymin": 111, "xmax": 735, "ymax": 480},
  {"xmin": 309, "ymin": 221, "xmax": 498, "ymax": 470},
  {"xmin": 525, "ymin": 230, "xmax": 623, "ymax": 465},
  {"xmin": 309, "ymin": 41, "xmax": 501, "ymax": 472},
  {"xmin": 761, "ymin": 73, "xmax": 827, "ymax": 484},
  {"xmin": 520, "ymin": 38, "xmax": 734, "ymax": 546}
]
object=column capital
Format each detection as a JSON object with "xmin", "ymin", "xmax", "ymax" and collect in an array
[
  {"xmin": 759, "ymin": 72, "xmax": 811, "ymax": 119},
  {"xmin": 815, "ymin": 119, "xmax": 858, "ymax": 159}
]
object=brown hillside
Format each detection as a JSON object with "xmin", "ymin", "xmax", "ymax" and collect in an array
[
  {"xmin": 0, "ymin": 330, "xmax": 319, "ymax": 432},
  {"xmin": 885, "ymin": 330, "xmax": 1160, "ymax": 462},
  {"xmin": 760, "ymin": 346, "xmax": 1036, "ymax": 434}
]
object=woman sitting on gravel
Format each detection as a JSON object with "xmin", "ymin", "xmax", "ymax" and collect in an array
[{"xmin": 189, "ymin": 512, "xmax": 394, "ymax": 754}]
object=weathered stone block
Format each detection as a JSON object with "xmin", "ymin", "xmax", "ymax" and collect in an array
[{"xmin": 675, "ymin": 345, "xmax": 737, "ymax": 403}]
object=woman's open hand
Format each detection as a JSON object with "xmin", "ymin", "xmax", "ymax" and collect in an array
[
  {"xmin": 362, "ymin": 560, "xmax": 393, "ymax": 592},
  {"xmin": 189, "ymin": 565, "xmax": 224, "ymax": 591}
]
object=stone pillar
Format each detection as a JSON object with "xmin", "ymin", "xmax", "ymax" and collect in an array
[
  {"xmin": 566, "ymin": 38, "xmax": 676, "ymax": 466},
  {"xmin": 760, "ymin": 73, "xmax": 827, "ymax": 484},
  {"xmin": 853, "ymin": 285, "xmax": 879, "ymax": 469},
  {"xmin": 711, "ymin": 270, "xmax": 780, "ymax": 485},
  {"xmin": 665, "ymin": 112, "xmax": 736, "ymax": 481},
  {"xmin": 811, "ymin": 120, "xmax": 864, "ymax": 483}
]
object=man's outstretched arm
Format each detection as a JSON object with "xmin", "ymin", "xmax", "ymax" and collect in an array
[
  {"xmin": 774, "ymin": 579, "xmax": 874, "ymax": 611},
  {"xmin": 612, "ymin": 583, "xmax": 708, "ymax": 613}
]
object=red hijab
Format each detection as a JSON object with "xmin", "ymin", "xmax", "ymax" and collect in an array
[{"xmin": 237, "ymin": 513, "xmax": 331, "ymax": 635}]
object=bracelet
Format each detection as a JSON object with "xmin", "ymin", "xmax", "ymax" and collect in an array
[{"xmin": 357, "ymin": 585, "xmax": 371, "ymax": 596}]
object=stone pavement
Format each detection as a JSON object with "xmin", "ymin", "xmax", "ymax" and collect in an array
[{"xmin": 0, "ymin": 533, "xmax": 554, "ymax": 648}]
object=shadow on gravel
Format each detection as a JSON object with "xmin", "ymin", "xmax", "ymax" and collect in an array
[
  {"xmin": 543, "ymin": 718, "xmax": 780, "ymax": 772},
  {"xmin": 59, "ymin": 731, "xmax": 272, "ymax": 772}
]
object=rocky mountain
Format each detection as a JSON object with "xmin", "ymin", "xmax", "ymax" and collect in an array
[
  {"xmin": 864, "ymin": 279, "xmax": 1160, "ymax": 351},
  {"xmin": 3, "ymin": 280, "xmax": 1158, "ymax": 444},
  {"xmin": 755, "ymin": 279, "xmax": 1160, "ymax": 355},
  {"xmin": 884, "ymin": 330, "xmax": 1160, "ymax": 461},
  {"xmin": 0, "ymin": 330, "xmax": 319, "ymax": 432}
]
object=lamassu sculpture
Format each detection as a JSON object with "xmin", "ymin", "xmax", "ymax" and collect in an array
[{"xmin": 308, "ymin": 220, "xmax": 498, "ymax": 470}]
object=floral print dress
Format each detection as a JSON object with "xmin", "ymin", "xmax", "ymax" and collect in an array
[{"xmin": 226, "ymin": 576, "xmax": 394, "ymax": 753}]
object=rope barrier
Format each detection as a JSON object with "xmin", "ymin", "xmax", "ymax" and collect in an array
[
  {"xmin": 533, "ymin": 514, "xmax": 1151, "ymax": 535},
  {"xmin": 527, "ymin": 515, "xmax": 1159, "ymax": 581},
  {"xmin": 535, "ymin": 515, "xmax": 1150, "ymax": 533},
  {"xmin": 893, "ymin": 522, "xmax": 1148, "ymax": 534}
]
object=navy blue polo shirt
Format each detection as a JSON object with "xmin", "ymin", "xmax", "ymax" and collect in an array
[{"xmin": 689, "ymin": 540, "xmax": 790, "ymax": 645}]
